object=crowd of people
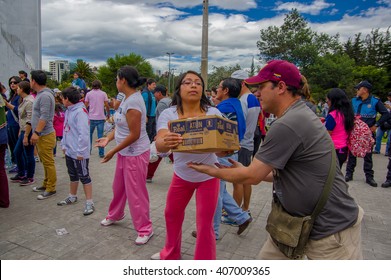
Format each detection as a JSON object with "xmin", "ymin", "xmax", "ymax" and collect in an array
[{"xmin": 1, "ymin": 60, "xmax": 391, "ymax": 260}]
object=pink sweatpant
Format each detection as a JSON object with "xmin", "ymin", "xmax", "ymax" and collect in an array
[
  {"xmin": 160, "ymin": 173, "xmax": 219, "ymax": 260},
  {"xmin": 106, "ymin": 151, "xmax": 153, "ymax": 235}
]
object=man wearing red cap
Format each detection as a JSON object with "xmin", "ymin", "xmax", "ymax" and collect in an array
[{"xmin": 189, "ymin": 60, "xmax": 363, "ymax": 260}]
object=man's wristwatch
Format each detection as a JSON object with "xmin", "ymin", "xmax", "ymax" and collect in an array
[{"xmin": 34, "ymin": 130, "xmax": 42, "ymax": 136}]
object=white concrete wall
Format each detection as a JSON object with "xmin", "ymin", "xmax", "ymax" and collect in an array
[{"xmin": 0, "ymin": 0, "xmax": 41, "ymax": 85}]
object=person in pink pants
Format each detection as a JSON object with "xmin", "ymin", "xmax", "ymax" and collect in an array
[
  {"xmin": 96, "ymin": 66, "xmax": 153, "ymax": 245},
  {"xmin": 150, "ymin": 70, "xmax": 221, "ymax": 260}
]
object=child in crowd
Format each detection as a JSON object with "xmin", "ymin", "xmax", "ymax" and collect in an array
[
  {"xmin": 57, "ymin": 87, "xmax": 94, "ymax": 216},
  {"xmin": 53, "ymin": 104, "xmax": 65, "ymax": 157}
]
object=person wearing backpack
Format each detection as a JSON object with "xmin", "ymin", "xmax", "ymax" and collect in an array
[
  {"xmin": 345, "ymin": 80, "xmax": 389, "ymax": 187},
  {"xmin": 324, "ymin": 88, "xmax": 355, "ymax": 168}
]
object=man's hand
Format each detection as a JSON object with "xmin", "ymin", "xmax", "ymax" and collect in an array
[
  {"xmin": 30, "ymin": 133, "xmax": 39, "ymax": 145},
  {"xmin": 371, "ymin": 125, "xmax": 377, "ymax": 133}
]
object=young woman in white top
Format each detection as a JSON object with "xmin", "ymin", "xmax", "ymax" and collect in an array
[
  {"xmin": 96, "ymin": 66, "xmax": 153, "ymax": 245},
  {"xmin": 151, "ymin": 70, "xmax": 221, "ymax": 260}
]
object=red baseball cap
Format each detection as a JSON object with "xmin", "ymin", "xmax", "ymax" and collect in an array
[{"xmin": 245, "ymin": 60, "xmax": 301, "ymax": 89}]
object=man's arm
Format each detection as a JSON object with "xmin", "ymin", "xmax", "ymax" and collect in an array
[{"xmin": 188, "ymin": 157, "xmax": 274, "ymax": 185}]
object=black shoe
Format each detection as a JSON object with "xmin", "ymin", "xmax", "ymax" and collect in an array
[
  {"xmin": 345, "ymin": 175, "xmax": 353, "ymax": 182},
  {"xmin": 237, "ymin": 217, "xmax": 252, "ymax": 235},
  {"xmin": 373, "ymin": 151, "xmax": 380, "ymax": 154},
  {"xmin": 381, "ymin": 181, "xmax": 391, "ymax": 188},
  {"xmin": 366, "ymin": 178, "xmax": 378, "ymax": 187}
]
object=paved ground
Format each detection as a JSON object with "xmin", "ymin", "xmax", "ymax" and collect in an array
[{"xmin": 1, "ymin": 141, "xmax": 391, "ymax": 260}]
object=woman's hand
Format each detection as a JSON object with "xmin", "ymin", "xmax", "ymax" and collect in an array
[
  {"xmin": 101, "ymin": 149, "xmax": 115, "ymax": 163},
  {"xmin": 162, "ymin": 132, "xmax": 183, "ymax": 150},
  {"xmin": 95, "ymin": 137, "xmax": 109, "ymax": 148}
]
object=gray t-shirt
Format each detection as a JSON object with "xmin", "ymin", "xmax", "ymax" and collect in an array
[
  {"xmin": 255, "ymin": 100, "xmax": 358, "ymax": 240},
  {"xmin": 155, "ymin": 97, "xmax": 172, "ymax": 121},
  {"xmin": 31, "ymin": 88, "xmax": 55, "ymax": 135}
]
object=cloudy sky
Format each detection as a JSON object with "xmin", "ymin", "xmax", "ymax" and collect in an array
[{"xmin": 41, "ymin": 0, "xmax": 391, "ymax": 74}]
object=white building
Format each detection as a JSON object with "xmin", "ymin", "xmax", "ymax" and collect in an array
[{"xmin": 49, "ymin": 60, "xmax": 70, "ymax": 83}]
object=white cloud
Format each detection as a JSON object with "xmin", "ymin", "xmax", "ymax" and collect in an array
[
  {"xmin": 40, "ymin": 0, "xmax": 391, "ymax": 75},
  {"xmin": 274, "ymin": 0, "xmax": 334, "ymax": 15}
]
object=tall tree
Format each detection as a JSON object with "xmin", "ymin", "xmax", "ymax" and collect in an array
[
  {"xmin": 305, "ymin": 54, "xmax": 356, "ymax": 99},
  {"xmin": 207, "ymin": 64, "xmax": 241, "ymax": 89},
  {"xmin": 257, "ymin": 9, "xmax": 340, "ymax": 70},
  {"xmin": 97, "ymin": 53, "xmax": 154, "ymax": 96},
  {"xmin": 344, "ymin": 33, "xmax": 367, "ymax": 66}
]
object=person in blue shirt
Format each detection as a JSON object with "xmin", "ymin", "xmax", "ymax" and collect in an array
[
  {"xmin": 141, "ymin": 78, "xmax": 157, "ymax": 142},
  {"xmin": 345, "ymin": 80, "xmax": 389, "ymax": 187},
  {"xmin": 72, "ymin": 72, "xmax": 87, "ymax": 90}
]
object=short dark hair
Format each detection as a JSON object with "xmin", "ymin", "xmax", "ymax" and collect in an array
[
  {"xmin": 91, "ymin": 80, "xmax": 102, "ymax": 89},
  {"xmin": 147, "ymin": 78, "xmax": 156, "ymax": 86},
  {"xmin": 30, "ymin": 70, "xmax": 47, "ymax": 86},
  {"xmin": 62, "ymin": 86, "xmax": 81, "ymax": 104},
  {"xmin": 18, "ymin": 81, "xmax": 31, "ymax": 95},
  {"xmin": 117, "ymin": 66, "xmax": 147, "ymax": 89},
  {"xmin": 154, "ymin": 84, "xmax": 167, "ymax": 96},
  {"xmin": 19, "ymin": 70, "xmax": 28, "ymax": 77},
  {"xmin": 221, "ymin": 78, "xmax": 241, "ymax": 98}
]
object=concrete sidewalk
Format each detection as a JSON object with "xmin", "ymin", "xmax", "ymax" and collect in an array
[{"xmin": 1, "ymin": 142, "xmax": 391, "ymax": 260}]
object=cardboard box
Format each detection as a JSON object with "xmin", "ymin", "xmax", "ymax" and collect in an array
[{"xmin": 169, "ymin": 115, "xmax": 240, "ymax": 153}]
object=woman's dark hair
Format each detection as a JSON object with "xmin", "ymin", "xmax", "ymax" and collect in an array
[
  {"xmin": 18, "ymin": 81, "xmax": 31, "ymax": 95},
  {"xmin": 171, "ymin": 70, "xmax": 209, "ymax": 115},
  {"xmin": 55, "ymin": 103, "xmax": 63, "ymax": 115},
  {"xmin": 117, "ymin": 66, "xmax": 147, "ymax": 89},
  {"xmin": 327, "ymin": 88, "xmax": 354, "ymax": 132},
  {"xmin": 62, "ymin": 86, "xmax": 81, "ymax": 104},
  {"xmin": 8, "ymin": 76, "xmax": 22, "ymax": 101}
]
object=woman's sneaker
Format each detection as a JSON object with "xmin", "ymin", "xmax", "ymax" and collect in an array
[
  {"xmin": 100, "ymin": 215, "xmax": 125, "ymax": 226},
  {"xmin": 83, "ymin": 202, "xmax": 95, "ymax": 216},
  {"xmin": 135, "ymin": 232, "xmax": 154, "ymax": 245},
  {"xmin": 19, "ymin": 178, "xmax": 35, "ymax": 186},
  {"xmin": 57, "ymin": 196, "xmax": 78, "ymax": 206}
]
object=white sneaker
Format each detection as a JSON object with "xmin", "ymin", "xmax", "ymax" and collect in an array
[
  {"xmin": 100, "ymin": 215, "xmax": 125, "ymax": 226},
  {"xmin": 150, "ymin": 252, "xmax": 160, "ymax": 260},
  {"xmin": 135, "ymin": 232, "xmax": 154, "ymax": 245}
]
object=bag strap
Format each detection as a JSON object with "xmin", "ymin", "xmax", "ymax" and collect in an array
[{"xmin": 311, "ymin": 148, "xmax": 336, "ymax": 219}]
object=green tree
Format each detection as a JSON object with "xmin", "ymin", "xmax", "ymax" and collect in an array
[
  {"xmin": 344, "ymin": 33, "xmax": 367, "ymax": 66},
  {"xmin": 207, "ymin": 64, "xmax": 241, "ymax": 89},
  {"xmin": 97, "ymin": 53, "xmax": 154, "ymax": 96},
  {"xmin": 352, "ymin": 65, "xmax": 389, "ymax": 100},
  {"xmin": 257, "ymin": 9, "xmax": 341, "ymax": 70},
  {"xmin": 305, "ymin": 54, "xmax": 356, "ymax": 100}
]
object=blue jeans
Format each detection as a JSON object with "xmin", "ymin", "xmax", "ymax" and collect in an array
[
  {"xmin": 213, "ymin": 153, "xmax": 250, "ymax": 239},
  {"xmin": 90, "ymin": 119, "xmax": 105, "ymax": 157},
  {"xmin": 375, "ymin": 127, "xmax": 391, "ymax": 154},
  {"xmin": 14, "ymin": 131, "xmax": 35, "ymax": 178}
]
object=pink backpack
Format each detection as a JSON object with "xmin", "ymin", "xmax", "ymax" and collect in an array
[{"xmin": 348, "ymin": 116, "xmax": 375, "ymax": 157}]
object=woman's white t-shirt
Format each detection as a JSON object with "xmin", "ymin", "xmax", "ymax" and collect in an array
[
  {"xmin": 157, "ymin": 106, "xmax": 221, "ymax": 182},
  {"xmin": 114, "ymin": 91, "xmax": 150, "ymax": 156}
]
